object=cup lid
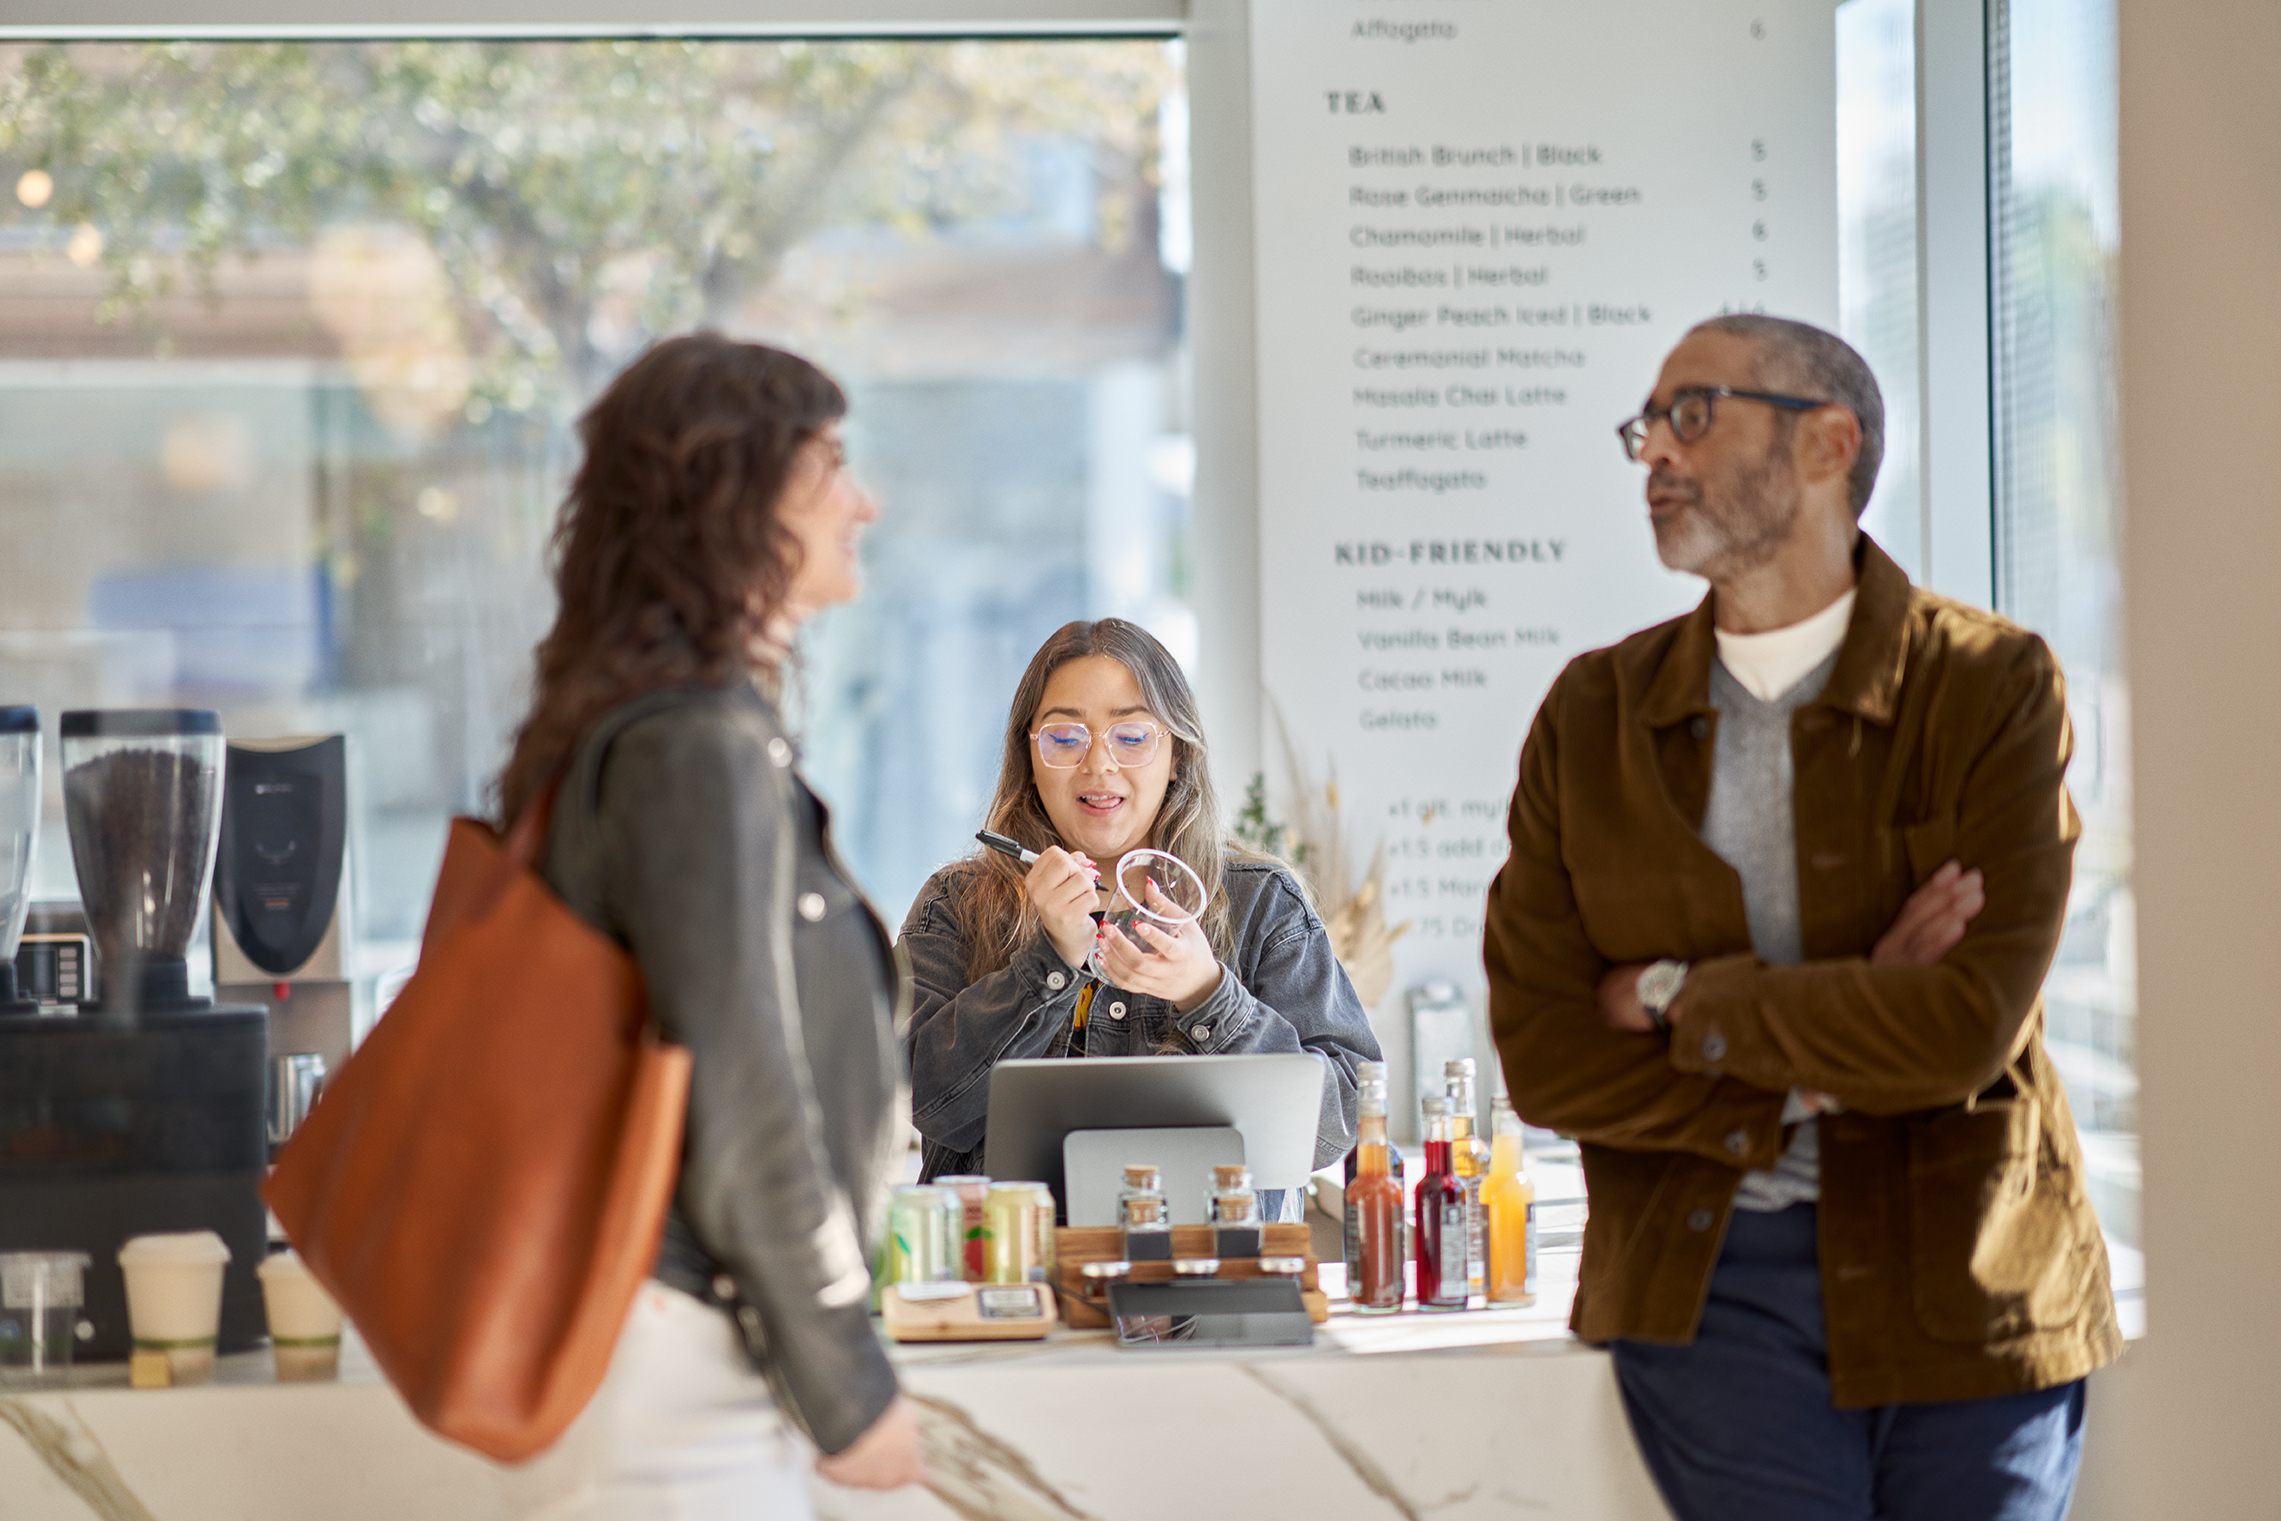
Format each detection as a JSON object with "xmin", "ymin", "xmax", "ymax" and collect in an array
[
  {"xmin": 0, "ymin": 706, "xmax": 36, "ymax": 735},
  {"xmin": 118, "ymin": 1230, "xmax": 232, "ymax": 1266},
  {"xmin": 61, "ymin": 709, "xmax": 222, "ymax": 739},
  {"xmin": 256, "ymin": 1250, "xmax": 313, "ymax": 1283}
]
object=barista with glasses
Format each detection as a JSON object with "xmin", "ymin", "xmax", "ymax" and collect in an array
[{"xmin": 901, "ymin": 618, "xmax": 1382, "ymax": 1196}]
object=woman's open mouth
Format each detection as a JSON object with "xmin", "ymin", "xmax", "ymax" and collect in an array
[{"xmin": 1077, "ymin": 791, "xmax": 1125, "ymax": 817}]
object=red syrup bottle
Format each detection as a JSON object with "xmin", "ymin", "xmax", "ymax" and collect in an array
[{"xmin": 1414, "ymin": 1094, "xmax": 1470, "ymax": 1311}]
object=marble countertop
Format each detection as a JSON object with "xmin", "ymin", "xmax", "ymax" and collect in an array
[{"xmin": 2, "ymin": 1153, "xmax": 1634, "ymax": 1521}]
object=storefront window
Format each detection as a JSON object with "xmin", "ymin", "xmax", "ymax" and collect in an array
[
  {"xmin": 0, "ymin": 38, "xmax": 1189, "ymax": 998},
  {"xmin": 1836, "ymin": 0, "xmax": 1923, "ymax": 581},
  {"xmin": 1989, "ymin": 0, "xmax": 2134, "ymax": 1243}
]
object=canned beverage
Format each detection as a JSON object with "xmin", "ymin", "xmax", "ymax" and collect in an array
[
  {"xmin": 935, "ymin": 1174, "xmax": 992, "ymax": 1281},
  {"xmin": 985, "ymin": 1184, "xmax": 1035, "ymax": 1285},
  {"xmin": 981, "ymin": 1181, "xmax": 1059, "ymax": 1284},
  {"xmin": 886, "ymin": 1185, "xmax": 960, "ymax": 1285},
  {"xmin": 986, "ymin": 1182, "xmax": 1059, "ymax": 1285}
]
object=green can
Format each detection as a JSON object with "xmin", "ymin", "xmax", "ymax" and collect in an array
[{"xmin": 885, "ymin": 1185, "xmax": 960, "ymax": 1285}]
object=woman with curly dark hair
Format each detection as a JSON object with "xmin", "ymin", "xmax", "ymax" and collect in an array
[{"xmin": 499, "ymin": 333, "xmax": 923, "ymax": 1517}]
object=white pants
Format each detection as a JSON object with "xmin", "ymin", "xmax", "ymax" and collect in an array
[{"xmin": 505, "ymin": 1284, "xmax": 815, "ymax": 1521}]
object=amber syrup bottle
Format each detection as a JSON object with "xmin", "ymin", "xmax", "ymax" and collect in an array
[
  {"xmin": 1415, "ymin": 1095, "xmax": 1469, "ymax": 1311},
  {"xmin": 1348, "ymin": 1061, "xmax": 1405, "ymax": 1313},
  {"xmin": 1483, "ymin": 1093, "xmax": 1538, "ymax": 1305},
  {"xmin": 1344, "ymin": 1126, "xmax": 1406, "ymax": 1287}
]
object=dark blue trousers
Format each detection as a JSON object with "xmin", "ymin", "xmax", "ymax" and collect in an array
[{"xmin": 1610, "ymin": 1204, "xmax": 2085, "ymax": 1521}]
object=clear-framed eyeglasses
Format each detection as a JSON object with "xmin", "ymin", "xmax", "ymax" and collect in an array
[
  {"xmin": 1615, "ymin": 386, "xmax": 1834, "ymax": 461},
  {"xmin": 1032, "ymin": 720, "xmax": 1165, "ymax": 770}
]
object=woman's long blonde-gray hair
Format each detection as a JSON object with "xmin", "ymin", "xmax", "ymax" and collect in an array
[{"xmin": 950, "ymin": 619, "xmax": 1231, "ymax": 982}]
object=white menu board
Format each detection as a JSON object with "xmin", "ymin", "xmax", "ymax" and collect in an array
[{"xmin": 1249, "ymin": 0, "xmax": 1839, "ymax": 1063}]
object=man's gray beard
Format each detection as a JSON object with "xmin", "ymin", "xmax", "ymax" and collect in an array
[{"xmin": 1652, "ymin": 444, "xmax": 1800, "ymax": 579}]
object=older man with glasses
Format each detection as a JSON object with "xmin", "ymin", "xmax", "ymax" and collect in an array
[{"xmin": 1484, "ymin": 314, "xmax": 2119, "ymax": 1520}]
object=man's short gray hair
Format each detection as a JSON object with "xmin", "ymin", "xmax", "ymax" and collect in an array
[{"xmin": 1690, "ymin": 314, "xmax": 1885, "ymax": 518}]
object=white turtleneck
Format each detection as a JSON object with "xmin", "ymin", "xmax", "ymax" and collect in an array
[{"xmin": 1712, "ymin": 587, "xmax": 1857, "ymax": 703}]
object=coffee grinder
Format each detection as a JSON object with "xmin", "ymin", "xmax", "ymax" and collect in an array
[
  {"xmin": 0, "ymin": 710, "xmax": 268, "ymax": 1360},
  {"xmin": 212, "ymin": 735, "xmax": 354, "ymax": 1095},
  {"xmin": 0, "ymin": 706, "xmax": 40, "ymax": 1014}
]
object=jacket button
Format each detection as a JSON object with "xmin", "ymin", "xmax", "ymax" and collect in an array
[
  {"xmin": 1690, "ymin": 716, "xmax": 1709, "ymax": 740},
  {"xmin": 1191, "ymin": 1024, "xmax": 1212, "ymax": 1041},
  {"xmin": 1109, "ymin": 1001, "xmax": 1127, "ymax": 1019},
  {"xmin": 766, "ymin": 737, "xmax": 791, "ymax": 767},
  {"xmin": 1046, "ymin": 971, "xmax": 1067, "ymax": 991},
  {"xmin": 712, "ymin": 1274, "xmax": 737, "ymax": 1301},
  {"xmin": 1701, "ymin": 1032, "xmax": 1729, "ymax": 1062},
  {"xmin": 797, "ymin": 892, "xmax": 827, "ymax": 922},
  {"xmin": 1725, "ymin": 1130, "xmax": 1748, "ymax": 1155},
  {"xmin": 1687, "ymin": 1208, "xmax": 1715, "ymax": 1232}
]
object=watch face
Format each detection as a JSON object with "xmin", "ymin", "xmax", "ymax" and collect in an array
[{"xmin": 1638, "ymin": 960, "xmax": 1686, "ymax": 1010}]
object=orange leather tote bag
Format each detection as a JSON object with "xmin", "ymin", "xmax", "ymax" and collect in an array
[{"xmin": 266, "ymin": 789, "xmax": 692, "ymax": 1462}]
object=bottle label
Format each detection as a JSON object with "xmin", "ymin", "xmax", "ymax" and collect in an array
[
  {"xmin": 1438, "ymin": 1200, "xmax": 1468, "ymax": 1299},
  {"xmin": 1462, "ymin": 1177, "xmax": 1485, "ymax": 1297}
]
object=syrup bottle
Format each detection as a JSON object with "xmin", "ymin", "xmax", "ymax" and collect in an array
[
  {"xmin": 1415, "ymin": 1095, "xmax": 1469, "ymax": 1311},
  {"xmin": 1347, "ymin": 1061, "xmax": 1405, "ymax": 1313},
  {"xmin": 1482, "ymin": 1093, "xmax": 1538, "ymax": 1305},
  {"xmin": 1445, "ymin": 1058, "xmax": 1490, "ymax": 1304},
  {"xmin": 1344, "ymin": 1093, "xmax": 1405, "ymax": 1288}
]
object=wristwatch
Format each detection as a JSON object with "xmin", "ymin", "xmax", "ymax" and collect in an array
[{"xmin": 1636, "ymin": 959, "xmax": 1689, "ymax": 1038}]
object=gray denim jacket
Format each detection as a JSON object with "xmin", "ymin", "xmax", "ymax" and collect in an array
[
  {"xmin": 541, "ymin": 681, "xmax": 907, "ymax": 1456},
  {"xmin": 901, "ymin": 857, "xmax": 1383, "ymax": 1182}
]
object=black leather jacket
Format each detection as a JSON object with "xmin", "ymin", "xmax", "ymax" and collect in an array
[{"xmin": 541, "ymin": 681, "xmax": 906, "ymax": 1455}]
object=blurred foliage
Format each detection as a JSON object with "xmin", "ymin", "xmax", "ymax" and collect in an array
[
  {"xmin": 0, "ymin": 38, "xmax": 1175, "ymax": 409},
  {"xmin": 1232, "ymin": 771, "xmax": 1307, "ymax": 870}
]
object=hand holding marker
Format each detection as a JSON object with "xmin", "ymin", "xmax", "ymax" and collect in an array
[
  {"xmin": 975, "ymin": 829, "xmax": 1100, "ymax": 884},
  {"xmin": 978, "ymin": 829, "xmax": 1112, "ymax": 969}
]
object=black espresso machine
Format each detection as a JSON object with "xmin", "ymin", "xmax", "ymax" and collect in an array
[{"xmin": 0, "ymin": 709, "xmax": 268, "ymax": 1360}]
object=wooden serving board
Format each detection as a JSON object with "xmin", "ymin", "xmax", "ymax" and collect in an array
[{"xmin": 1052, "ymin": 1224, "xmax": 1328, "ymax": 1328}]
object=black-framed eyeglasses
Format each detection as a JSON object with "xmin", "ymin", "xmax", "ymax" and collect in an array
[
  {"xmin": 1032, "ymin": 720, "xmax": 1164, "ymax": 770},
  {"xmin": 1615, "ymin": 386, "xmax": 1834, "ymax": 461}
]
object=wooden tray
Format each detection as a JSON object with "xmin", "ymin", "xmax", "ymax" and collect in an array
[{"xmin": 1052, "ymin": 1224, "xmax": 1329, "ymax": 1328}]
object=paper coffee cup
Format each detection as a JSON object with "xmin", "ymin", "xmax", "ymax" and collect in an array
[
  {"xmin": 256, "ymin": 1252, "xmax": 342, "ymax": 1382},
  {"xmin": 117, "ymin": 1232, "xmax": 230, "ymax": 1385}
]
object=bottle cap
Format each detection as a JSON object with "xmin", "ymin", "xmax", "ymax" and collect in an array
[
  {"xmin": 1444, "ymin": 1057, "xmax": 1475, "ymax": 1078},
  {"xmin": 1121, "ymin": 1164, "xmax": 1161, "ymax": 1191},
  {"xmin": 1421, "ymin": 1095, "xmax": 1448, "ymax": 1117},
  {"xmin": 1357, "ymin": 1060, "xmax": 1386, "ymax": 1082},
  {"xmin": 1212, "ymin": 1164, "xmax": 1252, "ymax": 1190}
]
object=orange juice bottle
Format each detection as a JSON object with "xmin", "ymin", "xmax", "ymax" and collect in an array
[{"xmin": 1482, "ymin": 1094, "xmax": 1537, "ymax": 1305}]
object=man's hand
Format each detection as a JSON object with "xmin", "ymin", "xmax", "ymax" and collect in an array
[
  {"xmin": 1596, "ymin": 961, "xmax": 1660, "ymax": 1035},
  {"xmin": 1872, "ymin": 859, "xmax": 1984, "ymax": 965},
  {"xmin": 1595, "ymin": 858, "xmax": 1987, "ymax": 1038}
]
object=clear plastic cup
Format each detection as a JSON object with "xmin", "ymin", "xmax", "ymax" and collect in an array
[
  {"xmin": 0, "ymin": 1252, "xmax": 90, "ymax": 1384},
  {"xmin": 257, "ymin": 1252, "xmax": 343, "ymax": 1382},
  {"xmin": 1090, "ymin": 847, "xmax": 1208, "ymax": 976},
  {"xmin": 118, "ymin": 1231, "xmax": 231, "ymax": 1385}
]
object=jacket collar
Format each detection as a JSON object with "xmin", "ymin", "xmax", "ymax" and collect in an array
[{"xmin": 1638, "ymin": 533, "xmax": 1914, "ymax": 728}]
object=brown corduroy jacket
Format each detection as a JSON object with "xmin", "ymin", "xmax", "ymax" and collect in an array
[{"xmin": 1484, "ymin": 535, "xmax": 2121, "ymax": 1407}]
